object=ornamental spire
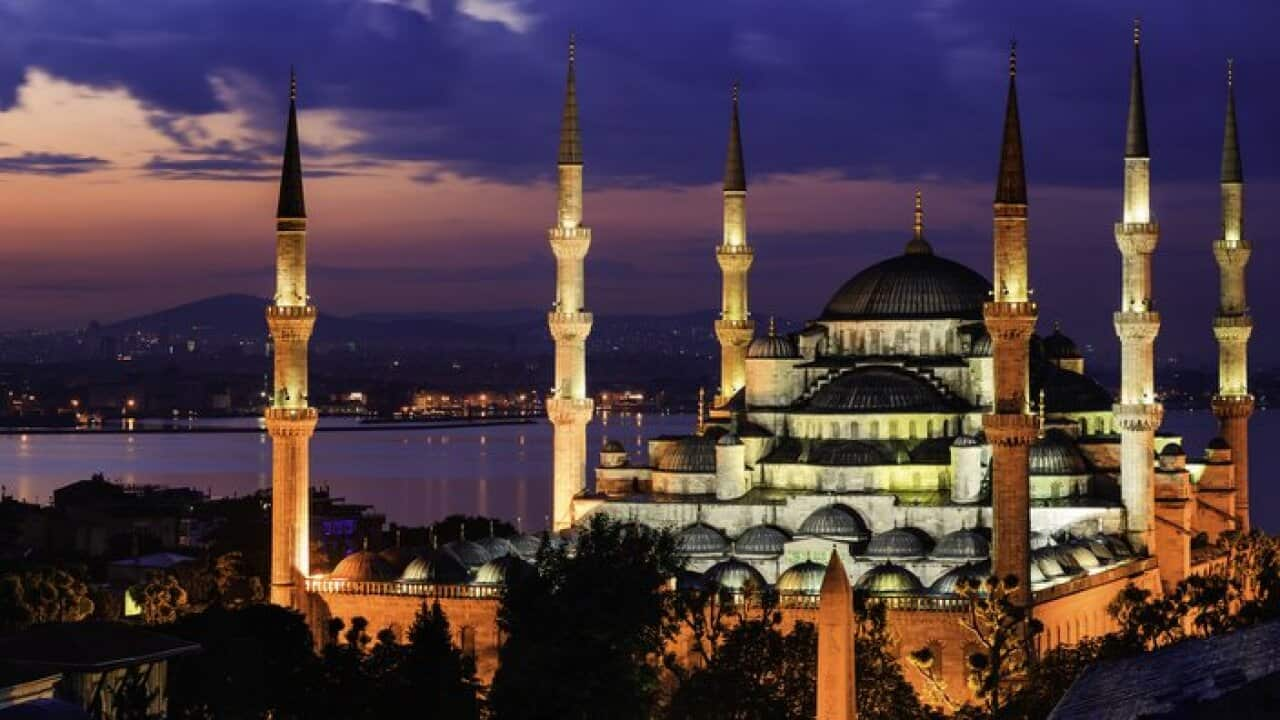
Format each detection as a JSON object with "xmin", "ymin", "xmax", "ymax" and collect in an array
[
  {"xmin": 1221, "ymin": 59, "xmax": 1242, "ymax": 183},
  {"xmin": 995, "ymin": 40, "xmax": 1027, "ymax": 205},
  {"xmin": 1125, "ymin": 19, "xmax": 1150, "ymax": 158},
  {"xmin": 277, "ymin": 67, "xmax": 305, "ymax": 219},
  {"xmin": 558, "ymin": 34, "xmax": 582, "ymax": 165},
  {"xmin": 723, "ymin": 80, "xmax": 746, "ymax": 192},
  {"xmin": 905, "ymin": 189, "xmax": 932, "ymax": 255}
]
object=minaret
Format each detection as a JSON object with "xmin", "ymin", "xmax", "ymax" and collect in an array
[
  {"xmin": 1211, "ymin": 59, "xmax": 1253, "ymax": 531},
  {"xmin": 267, "ymin": 69, "xmax": 318, "ymax": 608},
  {"xmin": 714, "ymin": 82, "xmax": 755, "ymax": 406},
  {"xmin": 547, "ymin": 36, "xmax": 594, "ymax": 531},
  {"xmin": 1113, "ymin": 21, "xmax": 1163, "ymax": 553},
  {"xmin": 983, "ymin": 42, "xmax": 1038, "ymax": 607},
  {"xmin": 817, "ymin": 550, "xmax": 856, "ymax": 720}
]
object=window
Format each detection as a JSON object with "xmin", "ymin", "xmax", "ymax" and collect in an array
[{"xmin": 460, "ymin": 626, "xmax": 476, "ymax": 659}]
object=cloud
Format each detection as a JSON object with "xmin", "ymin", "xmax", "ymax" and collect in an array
[{"xmin": 0, "ymin": 151, "xmax": 109, "ymax": 175}]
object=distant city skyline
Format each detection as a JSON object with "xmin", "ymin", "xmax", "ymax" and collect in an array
[{"xmin": 0, "ymin": 1, "xmax": 1275, "ymax": 366}]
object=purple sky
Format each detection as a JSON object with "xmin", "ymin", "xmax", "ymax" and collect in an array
[{"xmin": 0, "ymin": 1, "xmax": 1276, "ymax": 366}]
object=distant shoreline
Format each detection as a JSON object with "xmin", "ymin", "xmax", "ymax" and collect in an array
[{"xmin": 0, "ymin": 418, "xmax": 539, "ymax": 435}]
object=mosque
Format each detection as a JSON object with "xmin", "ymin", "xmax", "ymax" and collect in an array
[{"xmin": 272, "ymin": 25, "xmax": 1255, "ymax": 701}]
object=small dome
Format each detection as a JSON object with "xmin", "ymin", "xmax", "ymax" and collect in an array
[
  {"xmin": 676, "ymin": 523, "xmax": 730, "ymax": 555},
  {"xmin": 930, "ymin": 561, "xmax": 990, "ymax": 595},
  {"xmin": 970, "ymin": 330, "xmax": 993, "ymax": 357},
  {"xmin": 934, "ymin": 529, "xmax": 991, "ymax": 559},
  {"xmin": 509, "ymin": 533, "xmax": 544, "ymax": 560},
  {"xmin": 1085, "ymin": 538, "xmax": 1115, "ymax": 563},
  {"xmin": 1030, "ymin": 560, "xmax": 1046, "ymax": 584},
  {"xmin": 330, "ymin": 550, "xmax": 396, "ymax": 582},
  {"xmin": 866, "ymin": 527, "xmax": 934, "ymax": 558},
  {"xmin": 655, "ymin": 437, "xmax": 717, "ymax": 473},
  {"xmin": 855, "ymin": 563, "xmax": 924, "ymax": 595},
  {"xmin": 735, "ymin": 525, "xmax": 790, "ymax": 556},
  {"xmin": 799, "ymin": 504, "xmax": 871, "ymax": 541},
  {"xmin": 602, "ymin": 439, "xmax": 626, "ymax": 453},
  {"xmin": 747, "ymin": 334, "xmax": 800, "ymax": 360},
  {"xmin": 444, "ymin": 539, "xmax": 492, "ymax": 569},
  {"xmin": 1029, "ymin": 531, "xmax": 1054, "ymax": 550},
  {"xmin": 952, "ymin": 434, "xmax": 982, "ymax": 448},
  {"xmin": 1043, "ymin": 326, "xmax": 1082, "ymax": 359},
  {"xmin": 1035, "ymin": 364, "xmax": 1113, "ymax": 413},
  {"xmin": 379, "ymin": 545, "xmax": 427, "ymax": 573},
  {"xmin": 1055, "ymin": 544, "xmax": 1099, "ymax": 572},
  {"xmin": 777, "ymin": 561, "xmax": 829, "ymax": 596},
  {"xmin": 1030, "ymin": 429, "xmax": 1089, "ymax": 475},
  {"xmin": 401, "ymin": 550, "xmax": 470, "ymax": 584},
  {"xmin": 474, "ymin": 555, "xmax": 535, "ymax": 586},
  {"xmin": 717, "ymin": 432, "xmax": 743, "ymax": 446},
  {"xmin": 806, "ymin": 366, "xmax": 967, "ymax": 413},
  {"xmin": 704, "ymin": 558, "xmax": 767, "ymax": 592},
  {"xmin": 1159, "ymin": 442, "xmax": 1186, "ymax": 457},
  {"xmin": 477, "ymin": 536, "xmax": 513, "ymax": 559},
  {"xmin": 1097, "ymin": 534, "xmax": 1133, "ymax": 559},
  {"xmin": 1207, "ymin": 436, "xmax": 1231, "ymax": 450},
  {"xmin": 1032, "ymin": 547, "xmax": 1066, "ymax": 578}
]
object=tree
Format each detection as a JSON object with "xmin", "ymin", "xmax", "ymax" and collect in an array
[
  {"xmin": 953, "ymin": 575, "xmax": 1040, "ymax": 718},
  {"xmin": 208, "ymin": 551, "xmax": 265, "ymax": 609},
  {"xmin": 393, "ymin": 601, "xmax": 477, "ymax": 718},
  {"xmin": 854, "ymin": 598, "xmax": 933, "ymax": 720},
  {"xmin": 0, "ymin": 567, "xmax": 95, "ymax": 634},
  {"xmin": 133, "ymin": 572, "xmax": 188, "ymax": 625},
  {"xmin": 488, "ymin": 514, "xmax": 684, "ymax": 720}
]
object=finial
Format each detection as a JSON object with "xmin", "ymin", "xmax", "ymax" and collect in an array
[
  {"xmin": 1009, "ymin": 38, "xmax": 1017, "ymax": 77},
  {"xmin": 913, "ymin": 189, "xmax": 924, "ymax": 237},
  {"xmin": 768, "ymin": 316, "xmax": 776, "ymax": 337},
  {"xmin": 731, "ymin": 79, "xmax": 740, "ymax": 105},
  {"xmin": 1038, "ymin": 387, "xmax": 1047, "ymax": 437},
  {"xmin": 1053, "ymin": 320, "xmax": 1061, "ymax": 333},
  {"xmin": 362, "ymin": 536, "xmax": 369, "ymax": 551},
  {"xmin": 1133, "ymin": 17, "xmax": 1141, "ymax": 46},
  {"xmin": 1227, "ymin": 57, "xmax": 1234, "ymax": 87},
  {"xmin": 697, "ymin": 387, "xmax": 706, "ymax": 432},
  {"xmin": 906, "ymin": 189, "xmax": 932, "ymax": 254},
  {"xmin": 489, "ymin": 519, "xmax": 495, "ymax": 538},
  {"xmin": 289, "ymin": 66, "xmax": 297, "ymax": 102},
  {"xmin": 459, "ymin": 525, "xmax": 465, "ymax": 542},
  {"xmin": 568, "ymin": 32, "xmax": 576, "ymax": 64}
]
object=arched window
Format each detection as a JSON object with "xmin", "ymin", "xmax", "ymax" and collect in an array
[{"xmin": 850, "ymin": 421, "xmax": 860, "ymax": 439}]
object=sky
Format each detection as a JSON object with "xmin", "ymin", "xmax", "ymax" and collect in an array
[{"xmin": 0, "ymin": 0, "xmax": 1276, "ymax": 366}]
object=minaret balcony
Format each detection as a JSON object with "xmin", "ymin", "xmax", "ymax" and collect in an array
[
  {"xmin": 1114, "ymin": 222, "xmax": 1159, "ymax": 253},
  {"xmin": 1113, "ymin": 311, "xmax": 1160, "ymax": 341},
  {"xmin": 266, "ymin": 305, "xmax": 317, "ymax": 341},
  {"xmin": 1211, "ymin": 394, "xmax": 1255, "ymax": 418},
  {"xmin": 547, "ymin": 396, "xmax": 594, "ymax": 425},
  {"xmin": 549, "ymin": 226, "xmax": 591, "ymax": 258},
  {"xmin": 714, "ymin": 319, "xmax": 755, "ymax": 347},
  {"xmin": 1213, "ymin": 241, "xmax": 1251, "ymax": 266},
  {"xmin": 1112, "ymin": 403, "xmax": 1164, "ymax": 432},
  {"xmin": 265, "ymin": 407, "xmax": 319, "ymax": 435},
  {"xmin": 548, "ymin": 311, "xmax": 593, "ymax": 342},
  {"xmin": 1212, "ymin": 315, "xmax": 1253, "ymax": 343},
  {"xmin": 980, "ymin": 413, "xmax": 1037, "ymax": 446},
  {"xmin": 716, "ymin": 245, "xmax": 754, "ymax": 272}
]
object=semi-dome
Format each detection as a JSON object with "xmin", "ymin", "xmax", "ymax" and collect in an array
[
  {"xmin": 704, "ymin": 558, "xmax": 767, "ymax": 592},
  {"xmin": 855, "ymin": 563, "xmax": 924, "ymax": 595},
  {"xmin": 747, "ymin": 333, "xmax": 800, "ymax": 360},
  {"xmin": 401, "ymin": 550, "xmax": 469, "ymax": 584},
  {"xmin": 444, "ymin": 539, "xmax": 492, "ymax": 569},
  {"xmin": 806, "ymin": 366, "xmax": 967, "ymax": 413},
  {"xmin": 865, "ymin": 527, "xmax": 934, "ymax": 558},
  {"xmin": 820, "ymin": 251, "xmax": 990, "ymax": 321},
  {"xmin": 1034, "ymin": 364, "xmax": 1113, "ymax": 413},
  {"xmin": 777, "ymin": 561, "xmax": 829, "ymax": 596},
  {"xmin": 676, "ymin": 523, "xmax": 730, "ymax": 555},
  {"xmin": 933, "ymin": 529, "xmax": 991, "ymax": 559},
  {"xmin": 799, "ymin": 504, "xmax": 871, "ymax": 541},
  {"xmin": 1030, "ymin": 429, "xmax": 1089, "ymax": 475},
  {"xmin": 808, "ymin": 439, "xmax": 887, "ymax": 466},
  {"xmin": 1043, "ymin": 326, "xmax": 1082, "ymax": 359},
  {"xmin": 735, "ymin": 525, "xmax": 790, "ymax": 556},
  {"xmin": 930, "ymin": 560, "xmax": 991, "ymax": 595},
  {"xmin": 330, "ymin": 550, "xmax": 396, "ymax": 582},
  {"xmin": 602, "ymin": 438, "xmax": 626, "ymax": 453},
  {"xmin": 474, "ymin": 555, "xmax": 535, "ymax": 586},
  {"xmin": 655, "ymin": 437, "xmax": 717, "ymax": 473}
]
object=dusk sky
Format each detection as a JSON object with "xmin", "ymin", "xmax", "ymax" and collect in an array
[{"xmin": 0, "ymin": 0, "xmax": 1276, "ymax": 366}]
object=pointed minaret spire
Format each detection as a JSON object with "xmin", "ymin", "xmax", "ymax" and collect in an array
[
  {"xmin": 905, "ymin": 189, "xmax": 932, "ymax": 255},
  {"xmin": 1221, "ymin": 59, "xmax": 1242, "ymax": 183},
  {"xmin": 277, "ymin": 67, "xmax": 305, "ymax": 220},
  {"xmin": 724, "ymin": 81, "xmax": 746, "ymax": 192},
  {"xmin": 995, "ymin": 41, "xmax": 1027, "ymax": 205},
  {"xmin": 1125, "ymin": 19, "xmax": 1150, "ymax": 159},
  {"xmin": 558, "ymin": 34, "xmax": 582, "ymax": 165}
]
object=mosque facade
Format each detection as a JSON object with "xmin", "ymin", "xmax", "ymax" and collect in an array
[{"xmin": 283, "ymin": 26, "xmax": 1253, "ymax": 702}]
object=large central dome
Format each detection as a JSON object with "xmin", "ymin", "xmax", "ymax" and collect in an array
[
  {"xmin": 820, "ymin": 194, "xmax": 990, "ymax": 321},
  {"xmin": 820, "ymin": 252, "xmax": 990, "ymax": 320}
]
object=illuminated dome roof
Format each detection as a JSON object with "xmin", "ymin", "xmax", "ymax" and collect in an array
[
  {"xmin": 820, "ymin": 250, "xmax": 990, "ymax": 321},
  {"xmin": 777, "ymin": 561, "xmax": 828, "ymax": 596},
  {"xmin": 866, "ymin": 527, "xmax": 934, "ymax": 558},
  {"xmin": 477, "ymin": 536, "xmax": 513, "ymax": 559},
  {"xmin": 330, "ymin": 550, "xmax": 396, "ymax": 582},
  {"xmin": 1159, "ymin": 443, "xmax": 1186, "ymax": 457},
  {"xmin": 401, "ymin": 550, "xmax": 469, "ymax": 584},
  {"xmin": 1056, "ymin": 543, "xmax": 1101, "ymax": 572},
  {"xmin": 735, "ymin": 525, "xmax": 790, "ymax": 556},
  {"xmin": 933, "ymin": 529, "xmax": 991, "ymax": 559},
  {"xmin": 855, "ymin": 563, "xmax": 924, "ymax": 595},
  {"xmin": 747, "ymin": 331, "xmax": 800, "ymax": 359},
  {"xmin": 1032, "ymin": 547, "xmax": 1066, "ymax": 579},
  {"xmin": 930, "ymin": 560, "xmax": 990, "ymax": 595},
  {"xmin": 1096, "ymin": 534, "xmax": 1133, "ymax": 559},
  {"xmin": 1034, "ymin": 364, "xmax": 1113, "ymax": 413},
  {"xmin": 676, "ymin": 523, "xmax": 730, "ymax": 555},
  {"xmin": 474, "ymin": 555, "xmax": 535, "ymax": 586},
  {"xmin": 704, "ymin": 558, "xmax": 767, "ymax": 592},
  {"xmin": 379, "ymin": 545, "xmax": 427, "ymax": 573},
  {"xmin": 1029, "ymin": 429, "xmax": 1090, "ymax": 475},
  {"xmin": 443, "ymin": 539, "xmax": 492, "ymax": 569},
  {"xmin": 655, "ymin": 437, "xmax": 717, "ymax": 473},
  {"xmin": 805, "ymin": 366, "xmax": 967, "ymax": 413},
  {"xmin": 602, "ymin": 438, "xmax": 626, "ymax": 453},
  {"xmin": 509, "ymin": 533, "xmax": 544, "ymax": 560},
  {"xmin": 799, "ymin": 504, "xmax": 871, "ymax": 541},
  {"xmin": 1043, "ymin": 325, "xmax": 1082, "ymax": 359}
]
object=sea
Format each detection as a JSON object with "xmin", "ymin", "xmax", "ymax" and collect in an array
[{"xmin": 1, "ymin": 410, "xmax": 1275, "ymax": 534}]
